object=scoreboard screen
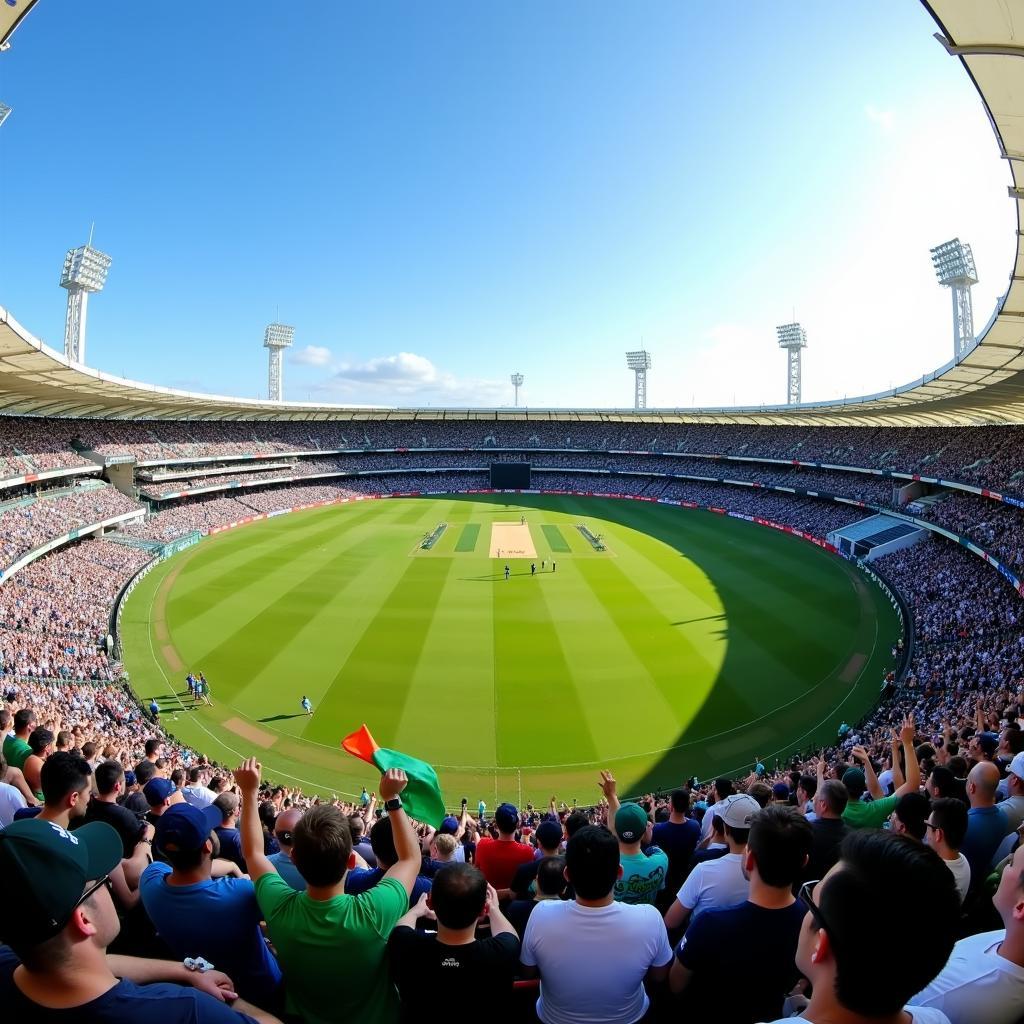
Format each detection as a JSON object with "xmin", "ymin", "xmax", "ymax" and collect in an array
[{"xmin": 490, "ymin": 463, "xmax": 531, "ymax": 489}]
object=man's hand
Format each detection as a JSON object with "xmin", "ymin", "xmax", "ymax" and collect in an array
[
  {"xmin": 188, "ymin": 968, "xmax": 238, "ymax": 1003},
  {"xmin": 379, "ymin": 768, "xmax": 408, "ymax": 802},
  {"xmin": 900, "ymin": 713, "xmax": 916, "ymax": 746},
  {"xmin": 413, "ymin": 891, "xmax": 435, "ymax": 920},
  {"xmin": 598, "ymin": 770, "xmax": 617, "ymax": 801},
  {"xmin": 234, "ymin": 757, "xmax": 262, "ymax": 795},
  {"xmin": 484, "ymin": 883, "xmax": 501, "ymax": 917},
  {"xmin": 851, "ymin": 745, "xmax": 870, "ymax": 764}
]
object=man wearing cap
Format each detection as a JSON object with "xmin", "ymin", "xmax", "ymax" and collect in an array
[
  {"xmin": 139, "ymin": 803, "xmax": 284, "ymax": 1007},
  {"xmin": 144, "ymin": 776, "xmax": 185, "ymax": 827},
  {"xmin": 475, "ymin": 802, "xmax": 534, "ymax": 892},
  {"xmin": 999, "ymin": 751, "xmax": 1024, "ymax": 833},
  {"xmin": 664, "ymin": 793, "xmax": 758, "ymax": 932},
  {"xmin": 669, "ymin": 806, "xmax": 812, "ymax": 1022},
  {"xmin": 268, "ymin": 807, "xmax": 306, "ymax": 890},
  {"xmin": 841, "ymin": 717, "xmax": 921, "ymax": 830},
  {"xmin": 613, "ymin": 803, "xmax": 668, "ymax": 906},
  {"xmin": 0, "ymin": 819, "xmax": 279, "ymax": 1022}
]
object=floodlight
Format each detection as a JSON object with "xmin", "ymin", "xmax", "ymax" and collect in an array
[
  {"xmin": 264, "ymin": 323, "xmax": 295, "ymax": 402},
  {"xmin": 625, "ymin": 350, "xmax": 652, "ymax": 408},
  {"xmin": 0, "ymin": 103, "xmax": 11, "ymax": 129},
  {"xmin": 60, "ymin": 242, "xmax": 112, "ymax": 364},
  {"xmin": 929, "ymin": 238, "xmax": 978, "ymax": 358},
  {"xmin": 510, "ymin": 373, "xmax": 524, "ymax": 407},
  {"xmin": 776, "ymin": 322, "xmax": 807, "ymax": 405}
]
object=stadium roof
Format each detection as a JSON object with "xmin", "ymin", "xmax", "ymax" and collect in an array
[
  {"xmin": 0, "ymin": 1, "xmax": 38, "ymax": 51},
  {"xmin": 3, "ymin": 0, "xmax": 1024, "ymax": 424}
]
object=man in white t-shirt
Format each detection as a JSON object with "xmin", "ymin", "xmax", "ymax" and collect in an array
[
  {"xmin": 909, "ymin": 842, "xmax": 1024, "ymax": 1024},
  {"xmin": 665, "ymin": 793, "xmax": 757, "ymax": 932},
  {"xmin": 760, "ymin": 831, "xmax": 959, "ymax": 1024},
  {"xmin": 923, "ymin": 798, "xmax": 971, "ymax": 905},
  {"xmin": 520, "ymin": 825, "xmax": 672, "ymax": 1023},
  {"xmin": 0, "ymin": 755, "xmax": 27, "ymax": 827},
  {"xmin": 698, "ymin": 777, "xmax": 735, "ymax": 842},
  {"xmin": 998, "ymin": 752, "xmax": 1024, "ymax": 833}
]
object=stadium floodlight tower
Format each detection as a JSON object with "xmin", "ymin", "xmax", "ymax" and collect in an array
[
  {"xmin": 510, "ymin": 372, "xmax": 524, "ymax": 407},
  {"xmin": 264, "ymin": 322, "xmax": 295, "ymax": 401},
  {"xmin": 0, "ymin": 103, "xmax": 11, "ymax": 129},
  {"xmin": 59, "ymin": 236, "xmax": 112, "ymax": 364},
  {"xmin": 625, "ymin": 350, "xmax": 652, "ymax": 409},
  {"xmin": 776, "ymin": 322, "xmax": 807, "ymax": 405},
  {"xmin": 930, "ymin": 238, "xmax": 978, "ymax": 359}
]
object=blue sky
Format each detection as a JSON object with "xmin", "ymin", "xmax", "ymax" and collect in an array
[{"xmin": 0, "ymin": 2, "xmax": 1015, "ymax": 408}]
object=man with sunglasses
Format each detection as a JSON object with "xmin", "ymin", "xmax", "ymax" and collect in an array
[
  {"xmin": 268, "ymin": 807, "xmax": 305, "ymax": 890},
  {"xmin": 0, "ymin": 818, "xmax": 280, "ymax": 1022},
  {"xmin": 760, "ymin": 831, "xmax": 958, "ymax": 1024}
]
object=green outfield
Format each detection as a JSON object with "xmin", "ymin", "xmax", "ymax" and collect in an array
[{"xmin": 121, "ymin": 494, "xmax": 900, "ymax": 807}]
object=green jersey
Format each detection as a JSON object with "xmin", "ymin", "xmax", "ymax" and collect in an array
[
  {"xmin": 255, "ymin": 871, "xmax": 406, "ymax": 1024},
  {"xmin": 842, "ymin": 794, "xmax": 899, "ymax": 830},
  {"xmin": 614, "ymin": 848, "xmax": 669, "ymax": 905},
  {"xmin": 2, "ymin": 734, "xmax": 31, "ymax": 772}
]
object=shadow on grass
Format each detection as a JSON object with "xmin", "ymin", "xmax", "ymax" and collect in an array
[{"xmin": 258, "ymin": 713, "xmax": 307, "ymax": 723}]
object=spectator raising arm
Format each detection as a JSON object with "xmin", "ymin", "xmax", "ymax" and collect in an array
[
  {"xmin": 599, "ymin": 770, "xmax": 620, "ymax": 819},
  {"xmin": 234, "ymin": 757, "xmax": 276, "ymax": 882},
  {"xmin": 894, "ymin": 713, "xmax": 921, "ymax": 798},
  {"xmin": 379, "ymin": 767, "xmax": 420, "ymax": 898},
  {"xmin": 851, "ymin": 746, "xmax": 884, "ymax": 800}
]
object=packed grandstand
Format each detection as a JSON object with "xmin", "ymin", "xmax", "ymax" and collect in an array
[{"xmin": 6, "ymin": 1, "xmax": 1024, "ymax": 1023}]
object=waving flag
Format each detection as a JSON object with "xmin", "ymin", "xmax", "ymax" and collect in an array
[{"xmin": 342, "ymin": 724, "xmax": 446, "ymax": 828}]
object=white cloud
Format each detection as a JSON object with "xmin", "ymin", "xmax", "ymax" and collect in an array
[
  {"xmin": 864, "ymin": 104, "xmax": 896, "ymax": 134},
  {"xmin": 290, "ymin": 345, "xmax": 333, "ymax": 367},
  {"xmin": 309, "ymin": 351, "xmax": 509, "ymax": 406}
]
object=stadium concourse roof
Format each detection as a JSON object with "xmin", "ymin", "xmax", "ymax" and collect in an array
[{"xmin": 4, "ymin": 1, "xmax": 1024, "ymax": 425}]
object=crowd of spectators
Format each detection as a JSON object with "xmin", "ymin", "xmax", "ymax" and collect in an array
[
  {"xmin": 0, "ymin": 485, "xmax": 143, "ymax": 575},
  {"xmin": 3, "ymin": 428, "xmax": 1024, "ymax": 1018}
]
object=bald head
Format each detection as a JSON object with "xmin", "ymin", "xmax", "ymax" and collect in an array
[
  {"xmin": 968, "ymin": 761, "xmax": 1000, "ymax": 807},
  {"xmin": 275, "ymin": 807, "xmax": 303, "ymax": 847}
]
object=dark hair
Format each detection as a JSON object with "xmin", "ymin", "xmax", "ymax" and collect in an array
[
  {"xmin": 818, "ymin": 779, "xmax": 849, "ymax": 816},
  {"xmin": 929, "ymin": 797, "xmax": 968, "ymax": 850},
  {"xmin": 144, "ymin": 738, "xmax": 162, "ymax": 757},
  {"xmin": 13, "ymin": 709, "xmax": 36, "ymax": 733},
  {"xmin": 798, "ymin": 774, "xmax": 817, "ymax": 799},
  {"xmin": 748, "ymin": 782, "xmax": 772, "ymax": 808},
  {"xmin": 723, "ymin": 823, "xmax": 750, "ymax": 846},
  {"xmin": 565, "ymin": 825, "xmax": 619, "ymax": 900},
  {"xmin": 41, "ymin": 752, "xmax": 91, "ymax": 806},
  {"xmin": 369, "ymin": 815, "xmax": 398, "ymax": 866},
  {"xmin": 818, "ymin": 831, "xmax": 958, "ymax": 1015},
  {"xmin": 170, "ymin": 768, "xmax": 185, "ymax": 788},
  {"xmin": 670, "ymin": 789, "xmax": 690, "ymax": 814},
  {"xmin": 748, "ymin": 805, "xmax": 812, "ymax": 887},
  {"xmin": 135, "ymin": 760, "xmax": 157, "ymax": 786},
  {"xmin": 258, "ymin": 801, "xmax": 277, "ymax": 832},
  {"xmin": 188, "ymin": 766, "xmax": 203, "ymax": 784},
  {"xmin": 163, "ymin": 843, "xmax": 206, "ymax": 872},
  {"xmin": 28, "ymin": 728, "xmax": 54, "ymax": 756},
  {"xmin": 292, "ymin": 805, "xmax": 352, "ymax": 887},
  {"xmin": 1005, "ymin": 728, "xmax": 1024, "ymax": 756},
  {"xmin": 714, "ymin": 777, "xmax": 735, "ymax": 799},
  {"xmin": 81, "ymin": 741, "xmax": 96, "ymax": 759},
  {"xmin": 431, "ymin": 863, "xmax": 487, "ymax": 929},
  {"xmin": 893, "ymin": 792, "xmax": 930, "ymax": 841},
  {"xmin": 348, "ymin": 814, "xmax": 365, "ymax": 839},
  {"xmin": 564, "ymin": 810, "xmax": 589, "ymax": 838},
  {"xmin": 213, "ymin": 792, "xmax": 239, "ymax": 822},
  {"xmin": 535, "ymin": 855, "xmax": 567, "ymax": 897},
  {"xmin": 94, "ymin": 760, "xmax": 124, "ymax": 796},
  {"xmin": 928, "ymin": 766, "xmax": 957, "ymax": 799}
]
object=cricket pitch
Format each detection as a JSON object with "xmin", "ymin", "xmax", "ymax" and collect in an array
[{"xmin": 490, "ymin": 522, "xmax": 537, "ymax": 558}]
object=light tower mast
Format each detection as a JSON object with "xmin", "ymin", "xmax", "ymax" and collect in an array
[
  {"xmin": 510, "ymin": 372, "xmax": 524, "ymax": 407},
  {"xmin": 264, "ymin": 323, "xmax": 295, "ymax": 402},
  {"xmin": 0, "ymin": 103, "xmax": 11, "ymax": 129},
  {"xmin": 625, "ymin": 350, "xmax": 652, "ymax": 410},
  {"xmin": 59, "ymin": 233, "xmax": 112, "ymax": 364},
  {"xmin": 776, "ymin": 322, "xmax": 807, "ymax": 405},
  {"xmin": 930, "ymin": 238, "xmax": 978, "ymax": 359}
]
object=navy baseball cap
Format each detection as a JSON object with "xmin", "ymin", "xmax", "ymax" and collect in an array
[
  {"xmin": 143, "ymin": 777, "xmax": 177, "ymax": 806},
  {"xmin": 495, "ymin": 803, "xmax": 519, "ymax": 831},
  {"xmin": 155, "ymin": 804, "xmax": 221, "ymax": 853},
  {"xmin": 123, "ymin": 770, "xmax": 137, "ymax": 787},
  {"xmin": 536, "ymin": 820, "xmax": 563, "ymax": 849},
  {"xmin": 439, "ymin": 815, "xmax": 460, "ymax": 834}
]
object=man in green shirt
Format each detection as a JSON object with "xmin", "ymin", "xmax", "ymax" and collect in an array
[
  {"xmin": 841, "ymin": 714, "xmax": 921, "ymax": 830},
  {"xmin": 2, "ymin": 709, "xmax": 36, "ymax": 773},
  {"xmin": 236, "ymin": 757, "xmax": 422, "ymax": 1024}
]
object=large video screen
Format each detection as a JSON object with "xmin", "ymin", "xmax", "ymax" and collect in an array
[{"xmin": 490, "ymin": 463, "xmax": 531, "ymax": 489}]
